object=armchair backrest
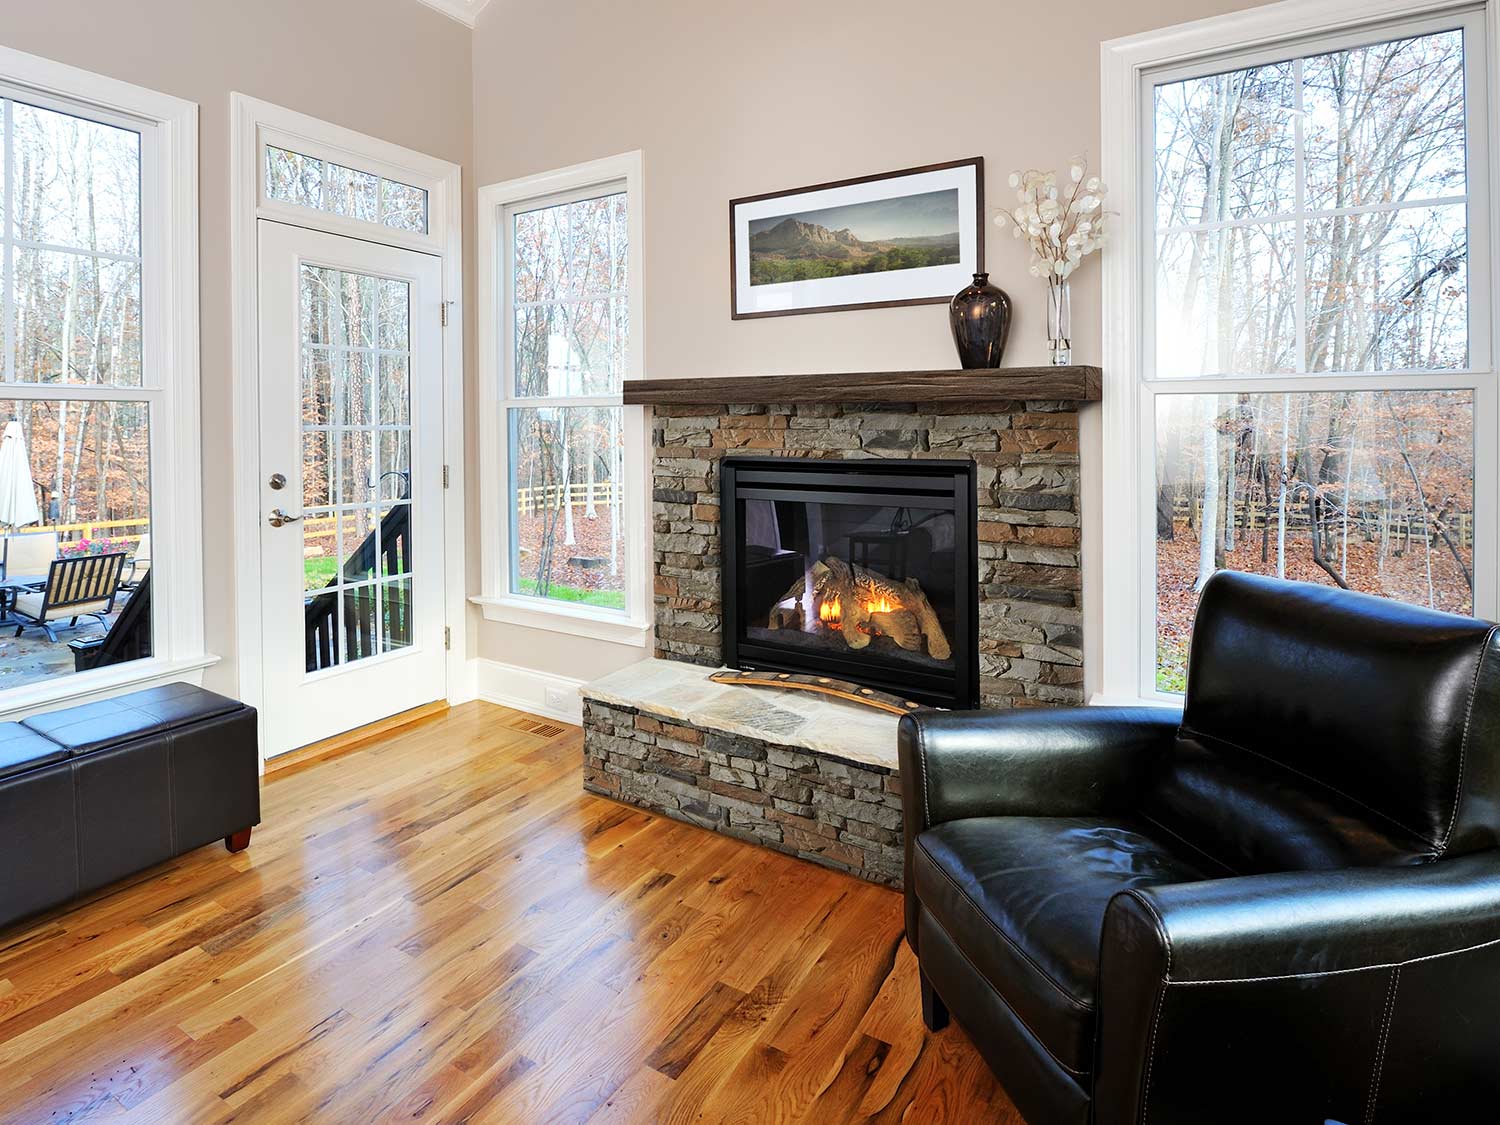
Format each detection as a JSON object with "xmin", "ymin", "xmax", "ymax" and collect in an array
[{"xmin": 1143, "ymin": 571, "xmax": 1500, "ymax": 874}]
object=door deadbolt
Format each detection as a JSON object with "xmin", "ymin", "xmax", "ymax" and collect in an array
[{"xmin": 269, "ymin": 473, "xmax": 286, "ymax": 490}]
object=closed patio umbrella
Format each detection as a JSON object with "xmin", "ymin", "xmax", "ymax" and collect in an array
[{"xmin": 0, "ymin": 420, "xmax": 42, "ymax": 531}]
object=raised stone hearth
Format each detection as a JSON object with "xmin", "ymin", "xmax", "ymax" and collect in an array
[
  {"xmin": 582, "ymin": 659, "xmax": 904, "ymax": 886},
  {"xmin": 582, "ymin": 370, "xmax": 1098, "ymax": 880}
]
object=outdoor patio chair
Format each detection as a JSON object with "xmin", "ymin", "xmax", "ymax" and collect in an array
[
  {"xmin": 124, "ymin": 532, "xmax": 151, "ymax": 588},
  {"xmin": 12, "ymin": 552, "xmax": 127, "ymax": 642},
  {"xmin": 2, "ymin": 530, "xmax": 57, "ymax": 582}
]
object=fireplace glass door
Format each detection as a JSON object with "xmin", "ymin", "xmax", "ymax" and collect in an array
[{"xmin": 722, "ymin": 459, "xmax": 978, "ymax": 709}]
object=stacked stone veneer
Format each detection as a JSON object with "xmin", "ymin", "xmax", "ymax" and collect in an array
[
  {"xmin": 650, "ymin": 400, "xmax": 1085, "ymax": 708},
  {"xmin": 582, "ymin": 697, "xmax": 905, "ymax": 886}
]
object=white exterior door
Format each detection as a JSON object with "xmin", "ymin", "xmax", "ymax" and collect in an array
[{"xmin": 256, "ymin": 220, "xmax": 446, "ymax": 755}]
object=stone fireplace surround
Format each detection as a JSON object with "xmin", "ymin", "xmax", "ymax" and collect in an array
[{"xmin": 582, "ymin": 366, "xmax": 1100, "ymax": 886}]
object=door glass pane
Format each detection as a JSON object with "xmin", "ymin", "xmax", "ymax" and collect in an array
[
  {"xmin": 381, "ymin": 578, "xmax": 413, "ymax": 650},
  {"xmin": 301, "ymin": 264, "xmax": 414, "ymax": 672},
  {"xmin": 1154, "ymin": 390, "xmax": 1474, "ymax": 693},
  {"xmin": 265, "ymin": 145, "xmax": 430, "ymax": 235},
  {"xmin": 507, "ymin": 405, "xmax": 626, "ymax": 612}
]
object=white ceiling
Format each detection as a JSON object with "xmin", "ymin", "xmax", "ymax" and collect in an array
[{"xmin": 412, "ymin": 0, "xmax": 490, "ymax": 28}]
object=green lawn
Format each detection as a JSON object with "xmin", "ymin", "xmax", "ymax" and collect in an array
[
  {"xmin": 304, "ymin": 558, "xmax": 339, "ymax": 588},
  {"xmin": 303, "ymin": 559, "xmax": 624, "ymax": 611},
  {"xmin": 516, "ymin": 577, "xmax": 625, "ymax": 610}
]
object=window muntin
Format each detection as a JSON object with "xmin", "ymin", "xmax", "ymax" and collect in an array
[
  {"xmin": 1152, "ymin": 28, "xmax": 1470, "ymax": 378},
  {"xmin": 265, "ymin": 145, "xmax": 428, "ymax": 235},
  {"xmin": 501, "ymin": 188, "xmax": 628, "ymax": 615},
  {"xmin": 298, "ymin": 264, "xmax": 414, "ymax": 667},
  {"xmin": 1144, "ymin": 20, "xmax": 1485, "ymax": 696},
  {"xmin": 3, "ymin": 98, "xmax": 143, "ymax": 386}
]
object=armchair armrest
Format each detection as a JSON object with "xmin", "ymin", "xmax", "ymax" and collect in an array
[
  {"xmin": 898, "ymin": 706, "xmax": 1180, "ymax": 956},
  {"xmin": 897, "ymin": 705, "xmax": 1181, "ymax": 836},
  {"xmin": 1095, "ymin": 851, "xmax": 1500, "ymax": 1124}
]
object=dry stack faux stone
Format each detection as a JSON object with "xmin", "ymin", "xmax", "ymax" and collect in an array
[
  {"xmin": 651, "ymin": 399, "xmax": 1084, "ymax": 707},
  {"xmin": 582, "ymin": 697, "xmax": 905, "ymax": 887}
]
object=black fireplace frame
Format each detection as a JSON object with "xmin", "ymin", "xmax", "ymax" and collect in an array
[{"xmin": 721, "ymin": 456, "xmax": 979, "ymax": 710}]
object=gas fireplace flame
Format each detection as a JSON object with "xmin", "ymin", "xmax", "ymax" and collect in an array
[{"xmin": 769, "ymin": 556, "xmax": 951, "ymax": 662}]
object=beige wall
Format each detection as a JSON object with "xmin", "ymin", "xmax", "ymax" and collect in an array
[
  {"xmin": 470, "ymin": 0, "xmax": 1277, "ymax": 692},
  {"xmin": 0, "ymin": 0, "xmax": 474, "ymax": 696}
]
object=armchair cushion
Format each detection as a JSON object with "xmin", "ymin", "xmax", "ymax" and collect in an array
[{"xmin": 914, "ymin": 815, "xmax": 1214, "ymax": 1074}]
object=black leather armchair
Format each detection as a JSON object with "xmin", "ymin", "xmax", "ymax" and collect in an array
[{"xmin": 900, "ymin": 571, "xmax": 1500, "ymax": 1124}]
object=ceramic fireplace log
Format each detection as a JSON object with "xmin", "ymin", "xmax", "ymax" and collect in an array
[{"xmin": 763, "ymin": 556, "xmax": 952, "ymax": 661}]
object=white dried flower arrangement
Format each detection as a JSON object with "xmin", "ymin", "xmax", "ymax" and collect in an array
[{"xmin": 993, "ymin": 158, "xmax": 1109, "ymax": 280}]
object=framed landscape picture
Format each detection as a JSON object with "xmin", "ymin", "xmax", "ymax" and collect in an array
[{"xmin": 730, "ymin": 157, "xmax": 984, "ymax": 319}]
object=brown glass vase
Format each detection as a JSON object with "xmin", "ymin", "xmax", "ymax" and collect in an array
[{"xmin": 949, "ymin": 272, "xmax": 1012, "ymax": 369}]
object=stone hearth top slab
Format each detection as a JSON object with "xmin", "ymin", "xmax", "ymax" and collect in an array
[
  {"xmin": 621, "ymin": 365, "xmax": 1100, "ymax": 406},
  {"xmin": 582, "ymin": 658, "xmax": 901, "ymax": 772}
]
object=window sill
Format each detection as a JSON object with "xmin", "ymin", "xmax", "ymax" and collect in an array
[
  {"xmin": 0, "ymin": 653, "xmax": 221, "ymax": 721},
  {"xmin": 1087, "ymin": 692, "xmax": 1185, "ymax": 713},
  {"xmin": 471, "ymin": 595, "xmax": 651, "ymax": 648}
]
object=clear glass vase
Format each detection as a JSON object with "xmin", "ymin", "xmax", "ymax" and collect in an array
[{"xmin": 1047, "ymin": 277, "xmax": 1072, "ymax": 366}]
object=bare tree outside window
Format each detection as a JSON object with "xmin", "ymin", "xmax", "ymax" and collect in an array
[
  {"xmin": 1151, "ymin": 28, "xmax": 1476, "ymax": 692},
  {"xmin": 506, "ymin": 192, "xmax": 627, "ymax": 611},
  {"xmin": 0, "ymin": 96, "xmax": 155, "ymax": 687}
]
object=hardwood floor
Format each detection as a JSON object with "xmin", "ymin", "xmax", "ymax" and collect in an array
[{"xmin": 0, "ymin": 702, "xmax": 1020, "ymax": 1123}]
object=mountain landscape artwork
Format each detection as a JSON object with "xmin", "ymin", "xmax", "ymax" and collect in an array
[
  {"xmin": 730, "ymin": 157, "xmax": 981, "ymax": 318},
  {"xmin": 747, "ymin": 188, "xmax": 962, "ymax": 286}
]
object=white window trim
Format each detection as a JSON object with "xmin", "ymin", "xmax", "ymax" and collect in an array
[
  {"xmin": 0, "ymin": 44, "xmax": 206, "ymax": 719},
  {"xmin": 473, "ymin": 152, "xmax": 651, "ymax": 648},
  {"xmin": 1097, "ymin": 0, "xmax": 1500, "ymax": 706},
  {"xmin": 228, "ymin": 94, "xmax": 471, "ymax": 731}
]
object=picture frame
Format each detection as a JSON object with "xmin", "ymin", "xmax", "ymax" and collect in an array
[{"xmin": 730, "ymin": 157, "xmax": 984, "ymax": 320}]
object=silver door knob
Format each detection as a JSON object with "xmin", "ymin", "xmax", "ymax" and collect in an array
[{"xmin": 268, "ymin": 508, "xmax": 302, "ymax": 528}]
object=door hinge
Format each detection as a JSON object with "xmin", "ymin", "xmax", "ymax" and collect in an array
[
  {"xmin": 444, "ymin": 626, "xmax": 451, "ymax": 650},
  {"xmin": 440, "ymin": 300, "xmax": 451, "ymax": 327},
  {"xmin": 442, "ymin": 464, "xmax": 450, "ymax": 488}
]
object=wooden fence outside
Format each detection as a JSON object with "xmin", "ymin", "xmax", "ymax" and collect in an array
[
  {"xmin": 1169, "ymin": 495, "xmax": 1474, "ymax": 549},
  {"xmin": 9, "ymin": 517, "xmax": 149, "ymax": 547},
  {"xmin": 516, "ymin": 482, "xmax": 620, "ymax": 517}
]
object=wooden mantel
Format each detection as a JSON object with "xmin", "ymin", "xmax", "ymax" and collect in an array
[{"xmin": 621, "ymin": 365, "xmax": 1101, "ymax": 406}]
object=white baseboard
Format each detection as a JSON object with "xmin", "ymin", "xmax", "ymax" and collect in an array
[{"xmin": 475, "ymin": 658, "xmax": 585, "ymax": 724}]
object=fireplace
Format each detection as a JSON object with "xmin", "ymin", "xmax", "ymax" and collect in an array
[{"xmin": 721, "ymin": 457, "xmax": 979, "ymax": 709}]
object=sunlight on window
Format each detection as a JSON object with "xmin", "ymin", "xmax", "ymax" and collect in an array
[
  {"xmin": 1150, "ymin": 27, "xmax": 1477, "ymax": 692},
  {"xmin": 506, "ymin": 192, "xmax": 628, "ymax": 612}
]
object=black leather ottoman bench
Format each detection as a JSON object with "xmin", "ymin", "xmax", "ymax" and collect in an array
[{"xmin": 0, "ymin": 682, "xmax": 259, "ymax": 932}]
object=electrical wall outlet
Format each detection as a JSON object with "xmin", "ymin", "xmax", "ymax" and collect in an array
[{"xmin": 544, "ymin": 686, "xmax": 571, "ymax": 711}]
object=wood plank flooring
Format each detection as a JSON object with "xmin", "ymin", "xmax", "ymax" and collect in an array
[{"xmin": 0, "ymin": 702, "xmax": 1020, "ymax": 1123}]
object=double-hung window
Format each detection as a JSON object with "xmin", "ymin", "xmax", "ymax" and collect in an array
[
  {"xmin": 0, "ymin": 47, "xmax": 201, "ymax": 707},
  {"xmin": 476, "ymin": 154, "xmax": 648, "ymax": 644},
  {"xmin": 1102, "ymin": 4, "xmax": 1492, "ymax": 700}
]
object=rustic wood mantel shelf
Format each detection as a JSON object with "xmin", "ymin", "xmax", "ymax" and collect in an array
[{"xmin": 622, "ymin": 364, "xmax": 1102, "ymax": 406}]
